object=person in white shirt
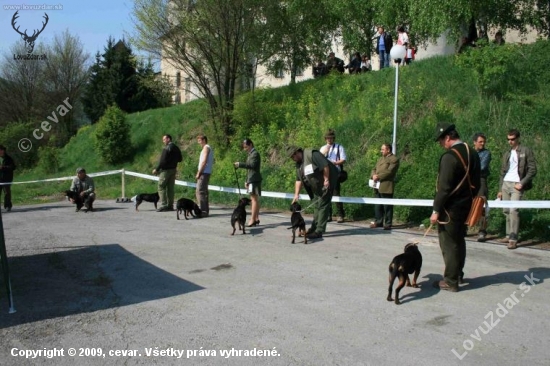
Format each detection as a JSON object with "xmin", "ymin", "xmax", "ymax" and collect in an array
[{"xmin": 320, "ymin": 129, "xmax": 347, "ymax": 223}]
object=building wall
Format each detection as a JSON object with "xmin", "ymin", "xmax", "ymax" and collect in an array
[{"xmin": 162, "ymin": 28, "xmax": 541, "ymax": 103}]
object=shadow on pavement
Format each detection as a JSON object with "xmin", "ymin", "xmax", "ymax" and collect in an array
[{"xmin": 0, "ymin": 244, "xmax": 204, "ymax": 328}]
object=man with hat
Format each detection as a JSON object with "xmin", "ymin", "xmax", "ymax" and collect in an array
[
  {"xmin": 320, "ymin": 129, "xmax": 347, "ymax": 223},
  {"xmin": 0, "ymin": 145, "xmax": 16, "ymax": 212},
  {"xmin": 69, "ymin": 167, "xmax": 96, "ymax": 212},
  {"xmin": 288, "ymin": 145, "xmax": 338, "ymax": 239},
  {"xmin": 431, "ymin": 122, "xmax": 481, "ymax": 292}
]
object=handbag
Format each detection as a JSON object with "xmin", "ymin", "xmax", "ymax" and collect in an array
[
  {"xmin": 334, "ymin": 144, "xmax": 348, "ymax": 183},
  {"xmin": 451, "ymin": 144, "xmax": 485, "ymax": 227},
  {"xmin": 338, "ymin": 168, "xmax": 348, "ymax": 183}
]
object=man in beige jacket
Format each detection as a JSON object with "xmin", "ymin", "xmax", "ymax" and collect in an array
[{"xmin": 370, "ymin": 144, "xmax": 400, "ymax": 230}]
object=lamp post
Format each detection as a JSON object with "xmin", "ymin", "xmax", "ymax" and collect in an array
[{"xmin": 389, "ymin": 44, "xmax": 406, "ymax": 155}]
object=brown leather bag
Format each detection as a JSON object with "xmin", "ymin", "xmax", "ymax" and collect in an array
[{"xmin": 451, "ymin": 145, "xmax": 485, "ymax": 227}]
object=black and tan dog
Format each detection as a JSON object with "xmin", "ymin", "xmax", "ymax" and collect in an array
[
  {"xmin": 132, "ymin": 192, "xmax": 160, "ymax": 211},
  {"xmin": 231, "ymin": 197, "xmax": 251, "ymax": 235},
  {"xmin": 176, "ymin": 198, "xmax": 202, "ymax": 220},
  {"xmin": 288, "ymin": 202, "xmax": 307, "ymax": 244},
  {"xmin": 387, "ymin": 243, "xmax": 422, "ymax": 305}
]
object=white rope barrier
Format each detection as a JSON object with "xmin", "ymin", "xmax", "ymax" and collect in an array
[{"xmin": 3, "ymin": 169, "xmax": 550, "ymax": 208}]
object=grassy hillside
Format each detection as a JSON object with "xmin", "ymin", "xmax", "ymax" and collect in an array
[{"xmin": 9, "ymin": 39, "xmax": 550, "ymax": 240}]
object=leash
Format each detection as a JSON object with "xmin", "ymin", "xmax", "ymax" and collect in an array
[
  {"xmin": 294, "ymin": 186, "xmax": 330, "ymax": 213},
  {"xmin": 233, "ymin": 167, "xmax": 242, "ymax": 198}
]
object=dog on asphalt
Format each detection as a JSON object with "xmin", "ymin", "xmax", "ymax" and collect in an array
[
  {"xmin": 176, "ymin": 198, "xmax": 202, "ymax": 220},
  {"xmin": 387, "ymin": 243, "xmax": 423, "ymax": 305},
  {"xmin": 231, "ymin": 197, "xmax": 251, "ymax": 235},
  {"xmin": 131, "ymin": 192, "xmax": 160, "ymax": 211},
  {"xmin": 288, "ymin": 202, "xmax": 307, "ymax": 244}
]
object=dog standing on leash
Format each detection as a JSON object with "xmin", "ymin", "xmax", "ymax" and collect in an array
[
  {"xmin": 288, "ymin": 202, "xmax": 307, "ymax": 244},
  {"xmin": 176, "ymin": 198, "xmax": 202, "ymax": 220},
  {"xmin": 387, "ymin": 243, "xmax": 423, "ymax": 305},
  {"xmin": 132, "ymin": 193, "xmax": 160, "ymax": 211},
  {"xmin": 231, "ymin": 197, "xmax": 251, "ymax": 235}
]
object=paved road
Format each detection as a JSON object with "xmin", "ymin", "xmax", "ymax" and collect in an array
[{"xmin": 1, "ymin": 200, "xmax": 549, "ymax": 365}]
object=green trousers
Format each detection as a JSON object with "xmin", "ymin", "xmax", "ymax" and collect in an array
[
  {"xmin": 309, "ymin": 191, "xmax": 333, "ymax": 234},
  {"xmin": 158, "ymin": 168, "xmax": 176, "ymax": 208},
  {"xmin": 438, "ymin": 216, "xmax": 467, "ymax": 288}
]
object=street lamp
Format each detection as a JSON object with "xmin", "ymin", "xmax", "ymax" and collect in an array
[{"xmin": 389, "ymin": 44, "xmax": 406, "ymax": 155}]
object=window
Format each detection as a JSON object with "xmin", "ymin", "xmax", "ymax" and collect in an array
[
  {"xmin": 295, "ymin": 67, "xmax": 303, "ymax": 76},
  {"xmin": 275, "ymin": 68, "xmax": 284, "ymax": 78},
  {"xmin": 176, "ymin": 72, "xmax": 181, "ymax": 87}
]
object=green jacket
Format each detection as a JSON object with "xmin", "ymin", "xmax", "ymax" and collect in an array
[
  {"xmin": 237, "ymin": 148, "xmax": 262, "ymax": 183},
  {"xmin": 70, "ymin": 175, "xmax": 95, "ymax": 194},
  {"xmin": 499, "ymin": 145, "xmax": 537, "ymax": 191},
  {"xmin": 371, "ymin": 154, "xmax": 399, "ymax": 194},
  {"xmin": 295, "ymin": 149, "xmax": 338, "ymax": 199},
  {"xmin": 433, "ymin": 142, "xmax": 481, "ymax": 221}
]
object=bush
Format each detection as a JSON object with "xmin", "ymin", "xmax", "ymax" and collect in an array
[
  {"xmin": 37, "ymin": 145, "xmax": 60, "ymax": 174},
  {"xmin": 94, "ymin": 105, "xmax": 132, "ymax": 165}
]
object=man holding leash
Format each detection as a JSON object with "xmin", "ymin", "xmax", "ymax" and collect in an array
[
  {"xmin": 431, "ymin": 123, "xmax": 480, "ymax": 292},
  {"xmin": 289, "ymin": 146, "xmax": 338, "ymax": 240}
]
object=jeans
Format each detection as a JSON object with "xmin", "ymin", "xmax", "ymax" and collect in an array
[
  {"xmin": 379, "ymin": 51, "xmax": 390, "ymax": 69},
  {"xmin": 501, "ymin": 180, "xmax": 523, "ymax": 239}
]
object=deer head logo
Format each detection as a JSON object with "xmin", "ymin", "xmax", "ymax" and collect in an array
[{"xmin": 11, "ymin": 11, "xmax": 49, "ymax": 54}]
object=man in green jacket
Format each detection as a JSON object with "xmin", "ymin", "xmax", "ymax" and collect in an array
[
  {"xmin": 289, "ymin": 146, "xmax": 338, "ymax": 239},
  {"xmin": 370, "ymin": 143, "xmax": 399, "ymax": 230},
  {"xmin": 497, "ymin": 129, "xmax": 537, "ymax": 249},
  {"xmin": 431, "ymin": 123, "xmax": 480, "ymax": 292}
]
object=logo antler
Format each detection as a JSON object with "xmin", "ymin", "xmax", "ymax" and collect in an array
[{"xmin": 11, "ymin": 11, "xmax": 49, "ymax": 54}]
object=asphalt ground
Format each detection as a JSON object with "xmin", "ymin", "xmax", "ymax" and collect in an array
[{"xmin": 0, "ymin": 199, "xmax": 549, "ymax": 366}]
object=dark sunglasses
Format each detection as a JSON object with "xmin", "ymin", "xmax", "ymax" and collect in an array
[{"xmin": 507, "ymin": 137, "xmax": 517, "ymax": 141}]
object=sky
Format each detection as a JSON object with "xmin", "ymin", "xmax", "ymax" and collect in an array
[{"xmin": 0, "ymin": 0, "xmax": 147, "ymax": 63}]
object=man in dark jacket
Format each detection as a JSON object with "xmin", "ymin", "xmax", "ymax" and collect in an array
[
  {"xmin": 376, "ymin": 27, "xmax": 393, "ymax": 69},
  {"xmin": 153, "ymin": 134, "xmax": 182, "ymax": 212},
  {"xmin": 289, "ymin": 146, "xmax": 338, "ymax": 239},
  {"xmin": 431, "ymin": 123, "xmax": 481, "ymax": 292},
  {"xmin": 497, "ymin": 129, "xmax": 536, "ymax": 249},
  {"xmin": 0, "ymin": 145, "xmax": 16, "ymax": 212}
]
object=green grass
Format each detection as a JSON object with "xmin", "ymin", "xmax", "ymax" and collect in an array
[{"xmin": 8, "ymin": 40, "xmax": 550, "ymax": 241}]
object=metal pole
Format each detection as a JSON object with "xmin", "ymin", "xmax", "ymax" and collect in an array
[
  {"xmin": 392, "ymin": 63, "xmax": 400, "ymax": 155},
  {"xmin": 121, "ymin": 168, "xmax": 125, "ymax": 200}
]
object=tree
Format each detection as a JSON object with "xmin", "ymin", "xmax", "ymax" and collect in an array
[
  {"xmin": 258, "ymin": 0, "xmax": 339, "ymax": 84},
  {"xmin": 42, "ymin": 30, "xmax": 91, "ymax": 143},
  {"xmin": 82, "ymin": 37, "xmax": 173, "ymax": 123},
  {"xmin": 94, "ymin": 105, "xmax": 132, "ymax": 165},
  {"xmin": 0, "ymin": 42, "xmax": 47, "ymax": 125},
  {"xmin": 131, "ymin": 0, "xmax": 262, "ymax": 146}
]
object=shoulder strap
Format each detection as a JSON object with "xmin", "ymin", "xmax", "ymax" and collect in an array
[{"xmin": 450, "ymin": 143, "xmax": 474, "ymax": 197}]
